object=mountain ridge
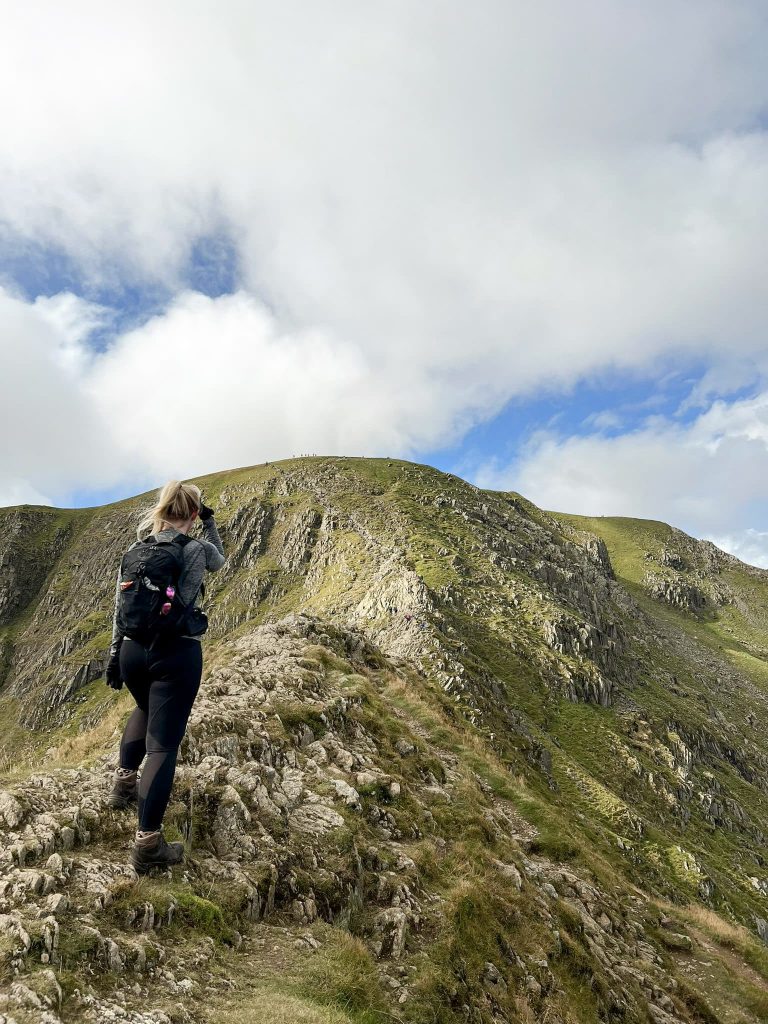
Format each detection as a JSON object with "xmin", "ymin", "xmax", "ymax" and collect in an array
[{"xmin": 1, "ymin": 456, "xmax": 768, "ymax": 1023}]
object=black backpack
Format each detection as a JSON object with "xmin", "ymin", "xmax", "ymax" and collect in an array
[{"xmin": 116, "ymin": 534, "xmax": 197, "ymax": 644}]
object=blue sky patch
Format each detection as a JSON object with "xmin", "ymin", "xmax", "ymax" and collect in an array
[
  {"xmin": 0, "ymin": 227, "xmax": 240, "ymax": 351},
  {"xmin": 423, "ymin": 359, "xmax": 757, "ymax": 483},
  {"xmin": 185, "ymin": 232, "xmax": 240, "ymax": 298},
  {"xmin": 50, "ymin": 477, "xmax": 158, "ymax": 511}
]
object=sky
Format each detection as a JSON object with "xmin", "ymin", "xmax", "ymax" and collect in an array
[{"xmin": 1, "ymin": 1, "xmax": 767, "ymax": 565}]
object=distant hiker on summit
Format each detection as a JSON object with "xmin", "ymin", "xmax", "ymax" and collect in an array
[{"xmin": 104, "ymin": 481, "xmax": 226, "ymax": 874}]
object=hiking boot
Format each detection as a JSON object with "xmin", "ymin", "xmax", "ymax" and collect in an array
[
  {"xmin": 130, "ymin": 830, "xmax": 185, "ymax": 874},
  {"xmin": 107, "ymin": 768, "xmax": 138, "ymax": 809}
]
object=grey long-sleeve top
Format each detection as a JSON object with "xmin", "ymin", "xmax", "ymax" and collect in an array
[{"xmin": 110, "ymin": 518, "xmax": 226, "ymax": 649}]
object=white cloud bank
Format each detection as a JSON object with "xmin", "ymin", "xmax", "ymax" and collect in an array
[
  {"xmin": 0, "ymin": 2, "xmax": 767, "ymax": 564},
  {"xmin": 85, "ymin": 289, "xmax": 463, "ymax": 473}
]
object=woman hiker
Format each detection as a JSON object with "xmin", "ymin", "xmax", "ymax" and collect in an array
[{"xmin": 104, "ymin": 480, "xmax": 226, "ymax": 873}]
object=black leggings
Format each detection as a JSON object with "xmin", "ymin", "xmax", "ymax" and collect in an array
[{"xmin": 118, "ymin": 636, "xmax": 203, "ymax": 831}]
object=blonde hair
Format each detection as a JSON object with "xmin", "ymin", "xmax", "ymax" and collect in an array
[{"xmin": 136, "ymin": 480, "xmax": 202, "ymax": 540}]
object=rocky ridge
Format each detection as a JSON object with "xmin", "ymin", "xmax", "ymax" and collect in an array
[
  {"xmin": 0, "ymin": 616, "xmax": 747, "ymax": 1024},
  {"xmin": 1, "ymin": 457, "xmax": 768, "ymax": 1021}
]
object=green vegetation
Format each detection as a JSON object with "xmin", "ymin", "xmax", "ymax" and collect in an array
[
  {"xmin": 3, "ymin": 457, "xmax": 768, "ymax": 1022},
  {"xmin": 108, "ymin": 877, "xmax": 236, "ymax": 944},
  {"xmin": 297, "ymin": 933, "xmax": 389, "ymax": 1023}
]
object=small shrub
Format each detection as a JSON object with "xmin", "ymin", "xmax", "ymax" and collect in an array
[
  {"xmin": 273, "ymin": 699, "xmax": 328, "ymax": 737},
  {"xmin": 173, "ymin": 891, "xmax": 234, "ymax": 943},
  {"xmin": 298, "ymin": 931, "xmax": 388, "ymax": 1020},
  {"xmin": 528, "ymin": 833, "xmax": 580, "ymax": 862}
]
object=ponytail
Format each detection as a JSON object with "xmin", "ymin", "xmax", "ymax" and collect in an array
[{"xmin": 135, "ymin": 480, "xmax": 202, "ymax": 541}]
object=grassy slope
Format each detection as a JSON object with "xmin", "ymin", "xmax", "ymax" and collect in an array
[
  {"xmin": 557, "ymin": 511, "xmax": 768, "ymax": 656},
  {"xmin": 549, "ymin": 511, "xmax": 768, "ymax": 912}
]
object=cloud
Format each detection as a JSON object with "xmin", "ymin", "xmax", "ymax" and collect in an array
[
  {"xmin": 2, "ymin": 286, "xmax": 474, "ymax": 503},
  {"xmin": 583, "ymin": 410, "xmax": 624, "ymax": 432},
  {"xmin": 0, "ymin": 3, "xmax": 767, "ymax": 388},
  {"xmin": 708, "ymin": 530, "xmax": 768, "ymax": 569},
  {"xmin": 33, "ymin": 292, "xmax": 110, "ymax": 375},
  {"xmin": 0, "ymin": 2, "xmax": 767, "ymax": 545},
  {"xmin": 475, "ymin": 392, "xmax": 768, "ymax": 566},
  {"xmin": 85, "ymin": 289, "xmax": 466, "ymax": 478},
  {"xmin": 0, "ymin": 479, "xmax": 55, "ymax": 509},
  {"xmin": 0, "ymin": 287, "xmax": 119, "ymax": 495}
]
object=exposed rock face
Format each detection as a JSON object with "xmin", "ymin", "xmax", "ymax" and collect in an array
[
  {"xmin": 2, "ymin": 457, "xmax": 768, "ymax": 1022},
  {"xmin": 645, "ymin": 572, "xmax": 709, "ymax": 612},
  {"xmin": 641, "ymin": 527, "xmax": 747, "ymax": 617},
  {"xmin": 540, "ymin": 613, "xmax": 622, "ymax": 706},
  {"xmin": 0, "ymin": 509, "xmax": 75, "ymax": 630},
  {"xmin": 661, "ymin": 548, "xmax": 688, "ymax": 572}
]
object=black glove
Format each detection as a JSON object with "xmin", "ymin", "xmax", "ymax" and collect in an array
[
  {"xmin": 198, "ymin": 501, "xmax": 215, "ymax": 521},
  {"xmin": 106, "ymin": 641, "xmax": 123, "ymax": 690}
]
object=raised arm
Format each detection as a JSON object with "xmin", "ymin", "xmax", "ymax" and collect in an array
[
  {"xmin": 197, "ymin": 517, "xmax": 226, "ymax": 569},
  {"xmin": 177, "ymin": 519, "xmax": 226, "ymax": 608}
]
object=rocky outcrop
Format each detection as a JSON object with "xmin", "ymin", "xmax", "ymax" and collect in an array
[
  {"xmin": 645, "ymin": 572, "xmax": 708, "ymax": 612},
  {"xmin": 540, "ymin": 613, "xmax": 622, "ymax": 705},
  {"xmin": 661, "ymin": 548, "xmax": 688, "ymax": 572}
]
